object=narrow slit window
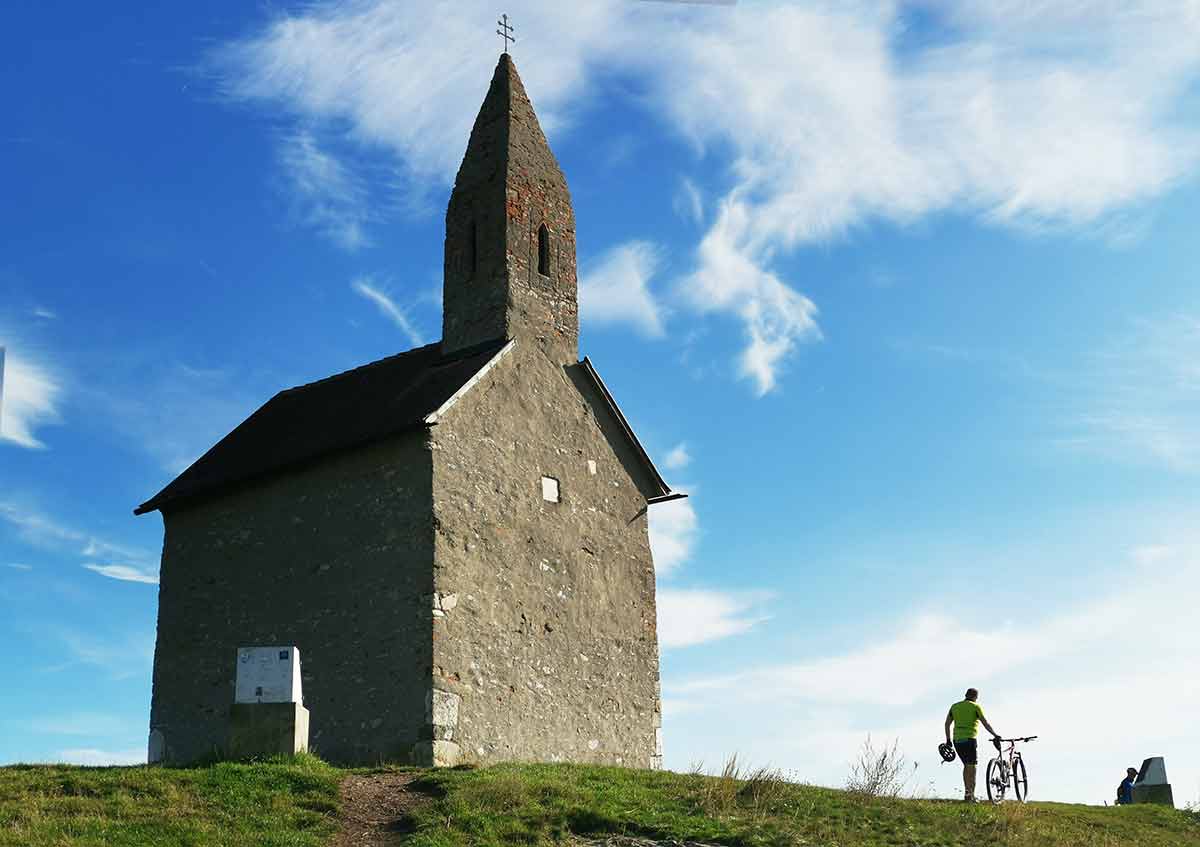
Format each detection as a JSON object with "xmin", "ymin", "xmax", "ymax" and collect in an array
[
  {"xmin": 537, "ymin": 224, "xmax": 550, "ymax": 276},
  {"xmin": 468, "ymin": 220, "xmax": 477, "ymax": 275}
]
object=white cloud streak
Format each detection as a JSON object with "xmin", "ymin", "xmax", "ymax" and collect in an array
[
  {"xmin": 580, "ymin": 241, "xmax": 666, "ymax": 338},
  {"xmin": 0, "ymin": 347, "xmax": 62, "ymax": 449},
  {"xmin": 663, "ymin": 442, "xmax": 691, "ymax": 470},
  {"xmin": 1056, "ymin": 314, "xmax": 1200, "ymax": 471},
  {"xmin": 661, "ymin": 539, "xmax": 1200, "ymax": 803},
  {"xmin": 53, "ymin": 749, "xmax": 145, "ymax": 766},
  {"xmin": 658, "ymin": 588, "xmax": 772, "ymax": 649},
  {"xmin": 0, "ymin": 503, "xmax": 159, "ymax": 585},
  {"xmin": 212, "ymin": 1, "xmax": 1200, "ymax": 394},
  {"xmin": 82, "ymin": 564, "xmax": 159, "ymax": 585},
  {"xmin": 278, "ymin": 131, "xmax": 372, "ymax": 250},
  {"xmin": 648, "ymin": 494, "xmax": 698, "ymax": 576},
  {"xmin": 351, "ymin": 278, "xmax": 424, "ymax": 346}
]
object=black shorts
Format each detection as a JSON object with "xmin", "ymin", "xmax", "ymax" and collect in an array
[{"xmin": 953, "ymin": 739, "xmax": 978, "ymax": 765}]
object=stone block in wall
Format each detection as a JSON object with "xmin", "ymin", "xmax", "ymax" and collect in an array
[{"xmin": 413, "ymin": 739, "xmax": 461, "ymax": 767}]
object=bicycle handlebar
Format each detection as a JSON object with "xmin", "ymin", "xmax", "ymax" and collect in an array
[{"xmin": 994, "ymin": 736, "xmax": 1038, "ymax": 743}]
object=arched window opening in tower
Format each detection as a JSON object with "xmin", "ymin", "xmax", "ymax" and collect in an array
[{"xmin": 538, "ymin": 224, "xmax": 550, "ymax": 276}]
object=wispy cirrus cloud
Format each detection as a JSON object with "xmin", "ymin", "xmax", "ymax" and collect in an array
[
  {"xmin": 0, "ymin": 346, "xmax": 63, "ymax": 449},
  {"xmin": 663, "ymin": 442, "xmax": 691, "ymax": 470},
  {"xmin": 351, "ymin": 278, "xmax": 425, "ymax": 346},
  {"xmin": 658, "ymin": 588, "xmax": 772, "ymax": 649},
  {"xmin": 278, "ymin": 131, "xmax": 373, "ymax": 250},
  {"xmin": 0, "ymin": 502, "xmax": 158, "ymax": 585},
  {"xmin": 211, "ymin": 0, "xmax": 1200, "ymax": 396},
  {"xmin": 580, "ymin": 241, "xmax": 666, "ymax": 338},
  {"xmin": 54, "ymin": 748, "xmax": 145, "ymax": 766},
  {"xmin": 648, "ymin": 493, "xmax": 698, "ymax": 577},
  {"xmin": 82, "ymin": 564, "xmax": 158, "ymax": 585},
  {"xmin": 661, "ymin": 535, "xmax": 1200, "ymax": 802},
  {"xmin": 1056, "ymin": 313, "xmax": 1200, "ymax": 471}
]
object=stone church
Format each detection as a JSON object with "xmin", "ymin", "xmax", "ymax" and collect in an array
[{"xmin": 136, "ymin": 53, "xmax": 680, "ymax": 768}]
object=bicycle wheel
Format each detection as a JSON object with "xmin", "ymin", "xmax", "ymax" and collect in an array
[
  {"xmin": 1012, "ymin": 755, "xmax": 1028, "ymax": 802},
  {"xmin": 986, "ymin": 758, "xmax": 1007, "ymax": 804}
]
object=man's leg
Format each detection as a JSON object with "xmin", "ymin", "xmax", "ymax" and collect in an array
[{"xmin": 964, "ymin": 764, "xmax": 976, "ymax": 799}]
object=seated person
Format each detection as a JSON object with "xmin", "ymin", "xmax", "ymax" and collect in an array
[{"xmin": 1117, "ymin": 767, "xmax": 1137, "ymax": 805}]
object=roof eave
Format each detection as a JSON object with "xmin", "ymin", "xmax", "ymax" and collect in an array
[{"xmin": 578, "ymin": 356, "xmax": 672, "ymax": 501}]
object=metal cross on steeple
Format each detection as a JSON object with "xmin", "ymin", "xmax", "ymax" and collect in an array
[{"xmin": 496, "ymin": 13, "xmax": 515, "ymax": 53}]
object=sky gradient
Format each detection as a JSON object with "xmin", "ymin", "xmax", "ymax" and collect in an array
[{"xmin": 3, "ymin": 1, "xmax": 1199, "ymax": 805}]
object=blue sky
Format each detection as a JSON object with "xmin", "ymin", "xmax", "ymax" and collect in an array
[{"xmin": 2, "ymin": 0, "xmax": 1199, "ymax": 804}]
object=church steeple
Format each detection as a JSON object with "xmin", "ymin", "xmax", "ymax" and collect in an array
[{"xmin": 442, "ymin": 54, "xmax": 578, "ymax": 363}]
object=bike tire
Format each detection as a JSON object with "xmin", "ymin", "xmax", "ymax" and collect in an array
[
  {"xmin": 1013, "ymin": 755, "xmax": 1028, "ymax": 802},
  {"xmin": 986, "ymin": 758, "xmax": 1007, "ymax": 804}
]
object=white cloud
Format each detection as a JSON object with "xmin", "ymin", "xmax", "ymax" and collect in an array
[
  {"xmin": 47, "ymin": 628, "xmax": 155, "ymax": 680},
  {"xmin": 32, "ymin": 307, "xmax": 56, "ymax": 320},
  {"xmin": 83, "ymin": 564, "xmax": 159, "ymax": 585},
  {"xmin": 658, "ymin": 588, "xmax": 772, "ymax": 649},
  {"xmin": 352, "ymin": 278, "xmax": 424, "ymax": 346},
  {"xmin": 82, "ymin": 361, "xmax": 263, "ymax": 476},
  {"xmin": 580, "ymin": 241, "xmax": 666, "ymax": 338},
  {"xmin": 54, "ymin": 749, "xmax": 145, "ymax": 767},
  {"xmin": 663, "ymin": 442, "xmax": 691, "ymax": 470},
  {"xmin": 25, "ymin": 713, "xmax": 136, "ymax": 737},
  {"xmin": 278, "ymin": 131, "xmax": 372, "ymax": 250},
  {"xmin": 0, "ymin": 502, "xmax": 159, "ymax": 585},
  {"xmin": 0, "ymin": 347, "xmax": 62, "ymax": 449},
  {"xmin": 212, "ymin": 1, "xmax": 1200, "ymax": 395},
  {"xmin": 1056, "ymin": 314, "xmax": 1200, "ymax": 471},
  {"xmin": 661, "ymin": 538, "xmax": 1200, "ymax": 803},
  {"xmin": 673, "ymin": 177, "xmax": 703, "ymax": 225},
  {"xmin": 211, "ymin": 0, "xmax": 621, "ymax": 182},
  {"xmin": 4, "ymin": 563, "xmax": 32, "ymax": 570},
  {"xmin": 648, "ymin": 494, "xmax": 698, "ymax": 576}
]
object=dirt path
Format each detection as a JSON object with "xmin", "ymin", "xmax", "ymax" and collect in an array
[{"xmin": 333, "ymin": 772, "xmax": 427, "ymax": 846}]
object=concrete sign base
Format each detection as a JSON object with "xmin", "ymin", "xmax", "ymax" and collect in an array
[
  {"xmin": 228, "ymin": 702, "xmax": 309, "ymax": 759},
  {"xmin": 1132, "ymin": 784, "xmax": 1175, "ymax": 807}
]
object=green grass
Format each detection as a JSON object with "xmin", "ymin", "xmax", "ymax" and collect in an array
[
  {"xmin": 0, "ymin": 753, "xmax": 340, "ymax": 847},
  {"xmin": 404, "ymin": 763, "xmax": 1200, "ymax": 847},
  {"xmin": 2, "ymin": 757, "xmax": 1197, "ymax": 847}
]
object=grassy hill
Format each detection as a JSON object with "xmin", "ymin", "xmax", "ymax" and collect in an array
[{"xmin": 1, "ymin": 756, "xmax": 1197, "ymax": 847}]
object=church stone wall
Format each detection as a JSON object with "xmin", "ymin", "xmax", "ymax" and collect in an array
[
  {"xmin": 149, "ymin": 434, "xmax": 434, "ymax": 765},
  {"xmin": 428, "ymin": 343, "xmax": 662, "ymax": 768}
]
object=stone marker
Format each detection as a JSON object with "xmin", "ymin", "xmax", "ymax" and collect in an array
[
  {"xmin": 1132, "ymin": 756, "xmax": 1174, "ymax": 807},
  {"xmin": 228, "ymin": 646, "xmax": 309, "ymax": 759}
]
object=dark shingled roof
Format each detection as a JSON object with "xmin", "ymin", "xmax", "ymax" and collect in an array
[{"xmin": 134, "ymin": 338, "xmax": 511, "ymax": 515}]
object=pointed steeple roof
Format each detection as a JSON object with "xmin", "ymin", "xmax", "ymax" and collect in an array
[
  {"xmin": 452, "ymin": 53, "xmax": 566, "ymax": 198},
  {"xmin": 442, "ymin": 54, "xmax": 578, "ymax": 362}
]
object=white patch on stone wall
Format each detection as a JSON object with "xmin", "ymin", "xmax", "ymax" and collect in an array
[
  {"xmin": 587, "ymin": 459, "xmax": 597, "ymax": 475},
  {"xmin": 541, "ymin": 476, "xmax": 560, "ymax": 502}
]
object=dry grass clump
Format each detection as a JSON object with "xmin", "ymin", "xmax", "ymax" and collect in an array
[
  {"xmin": 688, "ymin": 754, "xmax": 797, "ymax": 819},
  {"xmin": 844, "ymin": 736, "xmax": 919, "ymax": 800}
]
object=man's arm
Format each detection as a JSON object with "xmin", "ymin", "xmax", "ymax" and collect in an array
[
  {"xmin": 944, "ymin": 710, "xmax": 954, "ymax": 743},
  {"xmin": 980, "ymin": 717, "xmax": 1000, "ymax": 738}
]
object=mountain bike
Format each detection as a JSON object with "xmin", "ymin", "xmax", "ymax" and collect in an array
[{"xmin": 986, "ymin": 736, "xmax": 1037, "ymax": 803}]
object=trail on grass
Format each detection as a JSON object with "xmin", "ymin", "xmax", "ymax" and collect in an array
[{"xmin": 334, "ymin": 773, "xmax": 424, "ymax": 846}]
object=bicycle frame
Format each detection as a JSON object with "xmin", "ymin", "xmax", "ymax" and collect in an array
[{"xmin": 986, "ymin": 736, "xmax": 1037, "ymax": 804}]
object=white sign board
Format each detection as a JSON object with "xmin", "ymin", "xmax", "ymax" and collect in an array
[{"xmin": 235, "ymin": 646, "xmax": 302, "ymax": 704}]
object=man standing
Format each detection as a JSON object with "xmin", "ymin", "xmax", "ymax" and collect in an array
[
  {"xmin": 944, "ymin": 687, "xmax": 1000, "ymax": 802},
  {"xmin": 1117, "ymin": 767, "xmax": 1138, "ymax": 805}
]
